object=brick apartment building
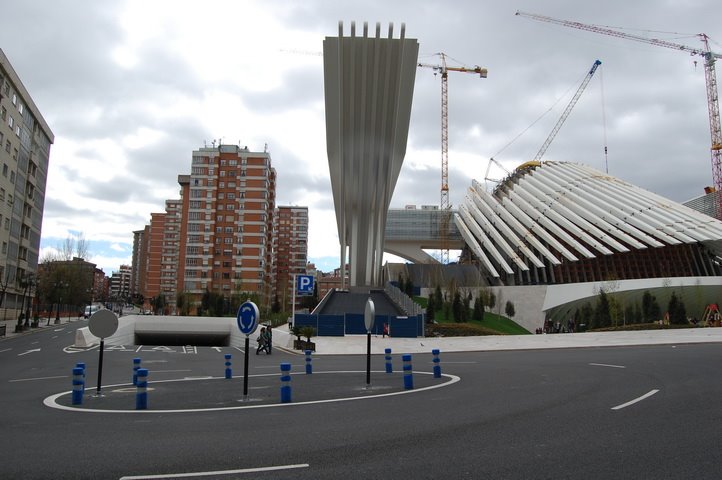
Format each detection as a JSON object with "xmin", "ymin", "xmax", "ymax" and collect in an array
[
  {"xmin": 133, "ymin": 144, "xmax": 280, "ymax": 313},
  {"xmin": 273, "ymin": 206, "xmax": 309, "ymax": 311}
]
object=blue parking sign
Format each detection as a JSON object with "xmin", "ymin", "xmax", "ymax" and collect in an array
[{"xmin": 296, "ymin": 275, "xmax": 314, "ymax": 295}]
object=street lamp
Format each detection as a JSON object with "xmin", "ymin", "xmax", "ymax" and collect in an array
[
  {"xmin": 24, "ymin": 274, "xmax": 36, "ymax": 328},
  {"xmin": 50, "ymin": 281, "xmax": 67, "ymax": 326}
]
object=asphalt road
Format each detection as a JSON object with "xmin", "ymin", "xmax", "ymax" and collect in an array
[{"xmin": 2, "ymin": 323, "xmax": 721, "ymax": 479}]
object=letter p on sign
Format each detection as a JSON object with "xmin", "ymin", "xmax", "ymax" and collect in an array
[{"xmin": 297, "ymin": 275, "xmax": 314, "ymax": 295}]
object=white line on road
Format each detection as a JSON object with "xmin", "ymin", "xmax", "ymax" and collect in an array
[
  {"xmin": 0, "ymin": 348, "xmax": 11, "ymax": 353},
  {"xmin": 119, "ymin": 463, "xmax": 310, "ymax": 479},
  {"xmin": 10, "ymin": 375, "xmax": 68, "ymax": 383},
  {"xmin": 233, "ymin": 346, "xmax": 245, "ymax": 354},
  {"xmin": 18, "ymin": 348, "xmax": 41, "ymax": 356},
  {"xmin": 611, "ymin": 389, "xmax": 660, "ymax": 410},
  {"xmin": 589, "ymin": 363, "xmax": 626, "ymax": 369}
]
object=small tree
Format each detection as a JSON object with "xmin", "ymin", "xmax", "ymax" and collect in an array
[
  {"xmin": 505, "ymin": 300, "xmax": 516, "ymax": 319},
  {"xmin": 472, "ymin": 296, "xmax": 485, "ymax": 321},
  {"xmin": 426, "ymin": 295, "xmax": 436, "ymax": 322},
  {"xmin": 434, "ymin": 285, "xmax": 443, "ymax": 309},
  {"xmin": 593, "ymin": 290, "xmax": 612, "ymax": 329},
  {"xmin": 299, "ymin": 325, "xmax": 316, "ymax": 342},
  {"xmin": 668, "ymin": 292, "xmax": 687, "ymax": 325},
  {"xmin": 452, "ymin": 291, "xmax": 463, "ymax": 323}
]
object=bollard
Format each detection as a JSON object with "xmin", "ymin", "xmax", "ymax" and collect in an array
[
  {"xmin": 402, "ymin": 354, "xmax": 413, "ymax": 390},
  {"xmin": 432, "ymin": 349, "xmax": 441, "ymax": 378},
  {"xmin": 135, "ymin": 368, "xmax": 148, "ymax": 410},
  {"xmin": 224, "ymin": 354, "xmax": 232, "ymax": 379},
  {"xmin": 132, "ymin": 357, "xmax": 142, "ymax": 386},
  {"xmin": 72, "ymin": 367, "xmax": 84, "ymax": 405},
  {"xmin": 385, "ymin": 348, "xmax": 393, "ymax": 373},
  {"xmin": 305, "ymin": 350, "xmax": 313, "ymax": 374},
  {"xmin": 76, "ymin": 362, "xmax": 86, "ymax": 393},
  {"xmin": 280, "ymin": 363, "xmax": 292, "ymax": 403}
]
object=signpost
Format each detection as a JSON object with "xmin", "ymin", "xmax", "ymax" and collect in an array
[
  {"xmin": 236, "ymin": 300, "xmax": 259, "ymax": 399},
  {"xmin": 291, "ymin": 274, "xmax": 315, "ymax": 329},
  {"xmin": 88, "ymin": 309, "xmax": 118, "ymax": 396},
  {"xmin": 364, "ymin": 298, "xmax": 375, "ymax": 386}
]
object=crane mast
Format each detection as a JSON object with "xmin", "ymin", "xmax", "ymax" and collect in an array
[
  {"xmin": 418, "ymin": 53, "xmax": 487, "ymax": 263},
  {"xmin": 534, "ymin": 60, "xmax": 602, "ymax": 162},
  {"xmin": 517, "ymin": 10, "xmax": 722, "ymax": 218}
]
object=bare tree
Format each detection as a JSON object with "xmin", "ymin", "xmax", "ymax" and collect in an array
[{"xmin": 58, "ymin": 233, "xmax": 91, "ymax": 261}]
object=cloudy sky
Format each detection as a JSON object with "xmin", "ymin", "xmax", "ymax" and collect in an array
[{"xmin": 2, "ymin": 0, "xmax": 720, "ymax": 274}]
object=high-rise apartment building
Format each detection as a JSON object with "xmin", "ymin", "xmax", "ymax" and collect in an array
[
  {"xmin": 0, "ymin": 49, "xmax": 54, "ymax": 320},
  {"xmin": 130, "ymin": 229, "xmax": 145, "ymax": 302},
  {"xmin": 109, "ymin": 264, "xmax": 132, "ymax": 302},
  {"xmin": 273, "ymin": 206, "xmax": 309, "ymax": 310},
  {"xmin": 134, "ymin": 144, "xmax": 278, "ymax": 314},
  {"xmin": 177, "ymin": 144, "xmax": 276, "ymax": 308}
]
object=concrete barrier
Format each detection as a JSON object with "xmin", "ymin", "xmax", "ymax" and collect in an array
[{"xmin": 74, "ymin": 327, "xmax": 98, "ymax": 347}]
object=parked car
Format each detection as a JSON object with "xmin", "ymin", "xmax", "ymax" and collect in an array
[{"xmin": 84, "ymin": 305, "xmax": 101, "ymax": 319}]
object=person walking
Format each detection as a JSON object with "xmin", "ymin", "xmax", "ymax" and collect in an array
[{"xmin": 256, "ymin": 327, "xmax": 267, "ymax": 355}]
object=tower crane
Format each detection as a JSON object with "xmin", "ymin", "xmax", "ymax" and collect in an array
[
  {"xmin": 418, "ymin": 53, "xmax": 488, "ymax": 264},
  {"xmin": 534, "ymin": 59, "xmax": 602, "ymax": 162},
  {"xmin": 516, "ymin": 10, "xmax": 722, "ymax": 218}
]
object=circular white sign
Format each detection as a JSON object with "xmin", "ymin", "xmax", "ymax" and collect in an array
[
  {"xmin": 88, "ymin": 309, "xmax": 118, "ymax": 339},
  {"xmin": 364, "ymin": 298, "xmax": 375, "ymax": 332}
]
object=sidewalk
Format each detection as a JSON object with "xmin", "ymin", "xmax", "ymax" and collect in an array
[
  {"xmin": 0, "ymin": 315, "xmax": 82, "ymax": 339},
  {"xmin": 278, "ymin": 326, "xmax": 722, "ymax": 355}
]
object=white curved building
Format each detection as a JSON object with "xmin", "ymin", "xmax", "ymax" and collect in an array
[{"xmin": 455, "ymin": 161, "xmax": 722, "ymax": 286}]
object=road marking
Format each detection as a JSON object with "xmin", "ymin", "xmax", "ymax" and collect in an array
[
  {"xmin": 0, "ymin": 348, "xmax": 11, "ymax": 353},
  {"xmin": 119, "ymin": 463, "xmax": 309, "ymax": 479},
  {"xmin": 589, "ymin": 363, "xmax": 626, "ymax": 369},
  {"xmin": 44, "ymin": 371, "xmax": 461, "ymax": 414},
  {"xmin": 233, "ymin": 346, "xmax": 245, "ymax": 354},
  {"xmin": 612, "ymin": 389, "xmax": 660, "ymax": 410},
  {"xmin": 31, "ymin": 341, "xmax": 39, "ymax": 345},
  {"xmin": 212, "ymin": 347, "xmax": 222, "ymax": 353},
  {"xmin": 10, "ymin": 375, "xmax": 68, "ymax": 383},
  {"xmin": 18, "ymin": 348, "xmax": 41, "ymax": 356}
]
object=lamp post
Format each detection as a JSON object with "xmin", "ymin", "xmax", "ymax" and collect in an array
[
  {"xmin": 24, "ymin": 274, "xmax": 36, "ymax": 328},
  {"xmin": 52, "ymin": 281, "xmax": 67, "ymax": 325}
]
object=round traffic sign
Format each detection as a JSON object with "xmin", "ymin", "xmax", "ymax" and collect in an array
[
  {"xmin": 88, "ymin": 309, "xmax": 118, "ymax": 339},
  {"xmin": 364, "ymin": 298, "xmax": 375, "ymax": 332},
  {"xmin": 236, "ymin": 300, "xmax": 259, "ymax": 336}
]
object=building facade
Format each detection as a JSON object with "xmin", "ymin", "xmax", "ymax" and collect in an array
[
  {"xmin": 0, "ymin": 48, "xmax": 54, "ymax": 322},
  {"xmin": 272, "ymin": 206, "xmax": 309, "ymax": 311},
  {"xmin": 109, "ymin": 264, "xmax": 132, "ymax": 303},
  {"xmin": 133, "ymin": 144, "xmax": 278, "ymax": 314}
]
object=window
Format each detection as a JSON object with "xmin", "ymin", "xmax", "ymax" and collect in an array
[
  {"xmin": 0, "ymin": 106, "xmax": 5, "ymax": 120},
  {"xmin": 11, "ymin": 93, "xmax": 17, "ymax": 106},
  {"xmin": 1, "ymin": 242, "xmax": 6, "ymax": 254},
  {"xmin": 5, "ymin": 140, "xmax": 10, "ymax": 153},
  {"xmin": 8, "ymin": 116, "xmax": 13, "ymax": 128},
  {"xmin": 18, "ymin": 103, "xmax": 23, "ymax": 115},
  {"xmin": 1, "ymin": 165, "xmax": 5, "ymax": 177}
]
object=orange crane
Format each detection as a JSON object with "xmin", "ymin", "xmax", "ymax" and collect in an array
[
  {"xmin": 516, "ymin": 11, "xmax": 722, "ymax": 218},
  {"xmin": 418, "ymin": 53, "xmax": 488, "ymax": 263}
]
